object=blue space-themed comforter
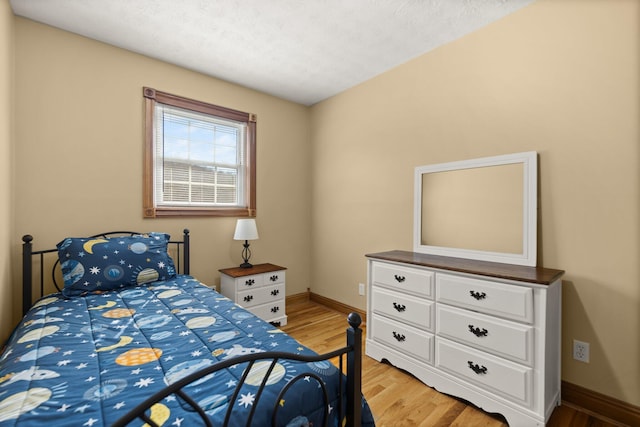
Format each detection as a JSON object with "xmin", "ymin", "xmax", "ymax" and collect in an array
[{"xmin": 0, "ymin": 276, "xmax": 374, "ymax": 426}]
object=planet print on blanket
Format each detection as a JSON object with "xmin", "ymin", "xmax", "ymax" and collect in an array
[
  {"xmin": 244, "ymin": 361, "xmax": 286, "ymax": 386},
  {"xmin": 165, "ymin": 360, "xmax": 214, "ymax": 385},
  {"xmin": 31, "ymin": 296, "xmax": 59, "ymax": 309},
  {"xmin": 231, "ymin": 310, "xmax": 254, "ymax": 321},
  {"xmin": 102, "ymin": 308, "xmax": 136, "ymax": 318},
  {"xmin": 83, "ymin": 379, "xmax": 128, "ymax": 401},
  {"xmin": 186, "ymin": 316, "xmax": 216, "ymax": 329},
  {"xmin": 0, "ymin": 388, "xmax": 52, "ymax": 422},
  {"xmin": 15, "ymin": 346, "xmax": 59, "ymax": 362},
  {"xmin": 306, "ymin": 360, "xmax": 339, "ymax": 378},
  {"xmin": 198, "ymin": 394, "xmax": 228, "ymax": 414},
  {"xmin": 115, "ymin": 348, "xmax": 162, "ymax": 366},
  {"xmin": 208, "ymin": 330, "xmax": 239, "ymax": 343},
  {"xmin": 150, "ymin": 330, "xmax": 173, "ymax": 341},
  {"xmin": 158, "ymin": 289, "xmax": 182, "ymax": 299},
  {"xmin": 135, "ymin": 314, "xmax": 172, "ymax": 329},
  {"xmin": 17, "ymin": 325, "xmax": 59, "ymax": 343}
]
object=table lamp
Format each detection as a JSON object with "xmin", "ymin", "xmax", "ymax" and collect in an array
[{"xmin": 233, "ymin": 219, "xmax": 259, "ymax": 268}]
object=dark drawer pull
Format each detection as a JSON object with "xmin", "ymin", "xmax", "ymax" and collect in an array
[
  {"xmin": 271, "ymin": 306, "xmax": 280, "ymax": 313},
  {"xmin": 244, "ymin": 279, "xmax": 255, "ymax": 287},
  {"xmin": 269, "ymin": 275, "xmax": 279, "ymax": 282},
  {"xmin": 393, "ymin": 302, "xmax": 406, "ymax": 312},
  {"xmin": 392, "ymin": 331, "xmax": 406, "ymax": 342},
  {"xmin": 469, "ymin": 290, "xmax": 487, "ymax": 300},
  {"xmin": 394, "ymin": 275, "xmax": 406, "ymax": 283},
  {"xmin": 243, "ymin": 295, "xmax": 254, "ymax": 302},
  {"xmin": 468, "ymin": 361, "xmax": 488, "ymax": 375},
  {"xmin": 271, "ymin": 289, "xmax": 280, "ymax": 296},
  {"xmin": 468, "ymin": 324, "xmax": 488, "ymax": 337}
]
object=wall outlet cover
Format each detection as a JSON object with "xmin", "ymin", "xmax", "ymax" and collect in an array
[{"xmin": 573, "ymin": 339, "xmax": 590, "ymax": 363}]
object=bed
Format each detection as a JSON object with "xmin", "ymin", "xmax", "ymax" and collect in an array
[{"xmin": 1, "ymin": 230, "xmax": 374, "ymax": 426}]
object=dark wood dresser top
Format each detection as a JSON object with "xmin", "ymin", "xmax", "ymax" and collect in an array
[{"xmin": 366, "ymin": 250, "xmax": 564, "ymax": 285}]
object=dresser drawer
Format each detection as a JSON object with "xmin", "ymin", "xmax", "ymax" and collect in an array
[
  {"xmin": 237, "ymin": 283, "xmax": 286, "ymax": 308},
  {"xmin": 372, "ymin": 286, "xmax": 434, "ymax": 332},
  {"xmin": 436, "ymin": 274, "xmax": 533, "ymax": 323},
  {"xmin": 372, "ymin": 315, "xmax": 434, "ymax": 364},
  {"xmin": 436, "ymin": 305, "xmax": 533, "ymax": 365},
  {"xmin": 371, "ymin": 262, "xmax": 434, "ymax": 299},
  {"xmin": 436, "ymin": 338, "xmax": 533, "ymax": 407}
]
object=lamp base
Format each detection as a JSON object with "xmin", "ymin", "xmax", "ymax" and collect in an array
[{"xmin": 239, "ymin": 240, "xmax": 253, "ymax": 269}]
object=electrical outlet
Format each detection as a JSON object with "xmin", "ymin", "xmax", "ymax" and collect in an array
[
  {"xmin": 358, "ymin": 283, "xmax": 365, "ymax": 296},
  {"xmin": 573, "ymin": 339, "xmax": 590, "ymax": 363}
]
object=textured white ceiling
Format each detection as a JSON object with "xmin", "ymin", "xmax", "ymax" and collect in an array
[{"xmin": 10, "ymin": 0, "xmax": 535, "ymax": 105}]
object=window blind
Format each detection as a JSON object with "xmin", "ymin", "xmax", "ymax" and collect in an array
[{"xmin": 153, "ymin": 103, "xmax": 247, "ymax": 207}]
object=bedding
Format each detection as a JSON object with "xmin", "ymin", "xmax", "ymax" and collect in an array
[{"xmin": 0, "ymin": 275, "xmax": 374, "ymax": 426}]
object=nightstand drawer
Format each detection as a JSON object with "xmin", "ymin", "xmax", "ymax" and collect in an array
[
  {"xmin": 436, "ymin": 273, "xmax": 533, "ymax": 323},
  {"xmin": 436, "ymin": 338, "xmax": 533, "ymax": 407},
  {"xmin": 372, "ymin": 286, "xmax": 434, "ymax": 332},
  {"xmin": 372, "ymin": 315, "xmax": 434, "ymax": 364},
  {"xmin": 436, "ymin": 305, "xmax": 533, "ymax": 365},
  {"xmin": 237, "ymin": 274, "xmax": 265, "ymax": 289},
  {"xmin": 264, "ymin": 271, "xmax": 285, "ymax": 285},
  {"xmin": 238, "ymin": 283, "xmax": 285, "ymax": 307},
  {"xmin": 248, "ymin": 301, "xmax": 286, "ymax": 322},
  {"xmin": 371, "ymin": 262, "xmax": 434, "ymax": 298}
]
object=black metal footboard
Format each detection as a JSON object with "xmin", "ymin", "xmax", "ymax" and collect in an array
[{"xmin": 112, "ymin": 312, "xmax": 363, "ymax": 427}]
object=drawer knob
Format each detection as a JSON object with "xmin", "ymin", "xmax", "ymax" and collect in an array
[
  {"xmin": 270, "ymin": 275, "xmax": 279, "ymax": 282},
  {"xmin": 468, "ymin": 324, "xmax": 488, "ymax": 337},
  {"xmin": 271, "ymin": 306, "xmax": 280, "ymax": 313},
  {"xmin": 468, "ymin": 361, "xmax": 488, "ymax": 375},
  {"xmin": 392, "ymin": 331, "xmax": 406, "ymax": 342},
  {"xmin": 271, "ymin": 289, "xmax": 280, "ymax": 296},
  {"xmin": 245, "ymin": 279, "xmax": 255, "ymax": 287},
  {"xmin": 243, "ymin": 295, "xmax": 254, "ymax": 302},
  {"xmin": 393, "ymin": 302, "xmax": 407, "ymax": 312},
  {"xmin": 394, "ymin": 275, "xmax": 406, "ymax": 283},
  {"xmin": 469, "ymin": 290, "xmax": 487, "ymax": 300}
]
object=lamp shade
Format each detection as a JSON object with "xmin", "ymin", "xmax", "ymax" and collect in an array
[{"xmin": 233, "ymin": 219, "xmax": 259, "ymax": 241}]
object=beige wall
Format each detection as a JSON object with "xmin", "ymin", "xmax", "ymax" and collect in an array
[
  {"xmin": 7, "ymin": 18, "xmax": 312, "ymax": 340},
  {"xmin": 0, "ymin": 0, "xmax": 13, "ymax": 343},
  {"xmin": 310, "ymin": 0, "xmax": 639, "ymax": 406}
]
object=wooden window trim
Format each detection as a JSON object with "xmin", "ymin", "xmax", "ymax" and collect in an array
[{"xmin": 143, "ymin": 87, "xmax": 256, "ymax": 218}]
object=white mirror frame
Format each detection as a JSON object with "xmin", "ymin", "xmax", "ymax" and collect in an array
[{"xmin": 414, "ymin": 151, "xmax": 538, "ymax": 266}]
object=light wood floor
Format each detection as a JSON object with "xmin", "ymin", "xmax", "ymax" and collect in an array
[{"xmin": 282, "ymin": 300, "xmax": 621, "ymax": 427}]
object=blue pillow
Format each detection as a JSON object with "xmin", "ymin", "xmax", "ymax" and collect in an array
[{"xmin": 57, "ymin": 232, "xmax": 177, "ymax": 297}]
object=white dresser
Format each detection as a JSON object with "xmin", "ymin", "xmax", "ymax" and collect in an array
[
  {"xmin": 366, "ymin": 251, "xmax": 564, "ymax": 426},
  {"xmin": 219, "ymin": 263, "xmax": 287, "ymax": 326}
]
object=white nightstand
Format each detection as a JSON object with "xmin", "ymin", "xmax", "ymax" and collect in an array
[{"xmin": 219, "ymin": 263, "xmax": 287, "ymax": 326}]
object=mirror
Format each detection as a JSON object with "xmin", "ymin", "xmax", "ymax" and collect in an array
[{"xmin": 414, "ymin": 152, "xmax": 537, "ymax": 266}]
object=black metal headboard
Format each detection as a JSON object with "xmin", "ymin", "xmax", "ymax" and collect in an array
[{"xmin": 21, "ymin": 229, "xmax": 190, "ymax": 316}]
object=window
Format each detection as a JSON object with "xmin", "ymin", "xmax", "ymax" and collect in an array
[{"xmin": 143, "ymin": 87, "xmax": 256, "ymax": 218}]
